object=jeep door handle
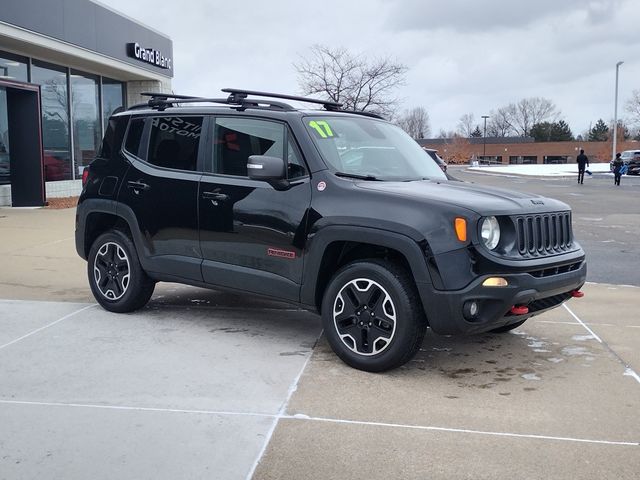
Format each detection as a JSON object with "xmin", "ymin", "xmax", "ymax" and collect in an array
[
  {"xmin": 127, "ymin": 181, "xmax": 151, "ymax": 192},
  {"xmin": 202, "ymin": 191, "xmax": 229, "ymax": 202}
]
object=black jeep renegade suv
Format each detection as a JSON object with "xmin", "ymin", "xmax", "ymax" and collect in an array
[{"xmin": 76, "ymin": 89, "xmax": 586, "ymax": 372}]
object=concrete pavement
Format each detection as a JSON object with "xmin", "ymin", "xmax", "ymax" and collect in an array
[
  {"xmin": 253, "ymin": 283, "xmax": 640, "ymax": 479},
  {"xmin": 1, "ymin": 203, "xmax": 638, "ymax": 480}
]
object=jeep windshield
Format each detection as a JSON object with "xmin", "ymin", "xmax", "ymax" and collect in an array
[{"xmin": 304, "ymin": 116, "xmax": 447, "ymax": 181}]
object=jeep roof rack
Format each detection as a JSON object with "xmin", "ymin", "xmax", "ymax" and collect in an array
[
  {"xmin": 129, "ymin": 89, "xmax": 384, "ymax": 119},
  {"xmin": 221, "ymin": 88, "xmax": 343, "ymax": 111}
]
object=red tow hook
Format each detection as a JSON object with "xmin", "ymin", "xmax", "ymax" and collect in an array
[
  {"xmin": 510, "ymin": 305, "xmax": 529, "ymax": 315},
  {"xmin": 571, "ymin": 290, "xmax": 584, "ymax": 298}
]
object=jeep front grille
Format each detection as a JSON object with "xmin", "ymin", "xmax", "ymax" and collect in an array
[{"xmin": 514, "ymin": 212, "xmax": 573, "ymax": 256}]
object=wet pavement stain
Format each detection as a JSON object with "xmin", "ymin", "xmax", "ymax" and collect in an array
[{"xmin": 279, "ymin": 351, "xmax": 308, "ymax": 357}]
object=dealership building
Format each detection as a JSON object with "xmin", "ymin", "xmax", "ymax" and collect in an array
[{"xmin": 0, "ymin": 0, "xmax": 172, "ymax": 206}]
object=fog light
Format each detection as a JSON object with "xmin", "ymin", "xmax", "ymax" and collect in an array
[
  {"xmin": 482, "ymin": 277, "xmax": 508, "ymax": 287},
  {"xmin": 463, "ymin": 300, "xmax": 479, "ymax": 320}
]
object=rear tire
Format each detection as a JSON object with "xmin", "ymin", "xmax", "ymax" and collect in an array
[
  {"xmin": 87, "ymin": 230, "xmax": 155, "ymax": 313},
  {"xmin": 321, "ymin": 259, "xmax": 427, "ymax": 372}
]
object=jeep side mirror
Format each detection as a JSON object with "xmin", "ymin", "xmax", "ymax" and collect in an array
[
  {"xmin": 247, "ymin": 155, "xmax": 290, "ymax": 190},
  {"xmin": 247, "ymin": 155, "xmax": 286, "ymax": 181}
]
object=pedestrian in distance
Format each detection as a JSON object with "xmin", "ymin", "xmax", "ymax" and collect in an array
[
  {"xmin": 612, "ymin": 153, "xmax": 624, "ymax": 186},
  {"xmin": 576, "ymin": 149, "xmax": 589, "ymax": 184}
]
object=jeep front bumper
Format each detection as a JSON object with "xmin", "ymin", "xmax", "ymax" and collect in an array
[{"xmin": 417, "ymin": 260, "xmax": 587, "ymax": 335}]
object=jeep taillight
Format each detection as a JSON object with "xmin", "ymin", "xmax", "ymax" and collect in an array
[{"xmin": 82, "ymin": 168, "xmax": 90, "ymax": 186}]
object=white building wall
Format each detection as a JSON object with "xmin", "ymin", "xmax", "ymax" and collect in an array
[{"xmin": 127, "ymin": 79, "xmax": 173, "ymax": 107}]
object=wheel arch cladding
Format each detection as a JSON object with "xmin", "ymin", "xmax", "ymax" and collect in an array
[{"xmin": 301, "ymin": 226, "xmax": 434, "ymax": 311}]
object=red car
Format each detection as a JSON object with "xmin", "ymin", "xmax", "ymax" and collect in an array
[{"xmin": 44, "ymin": 153, "xmax": 71, "ymax": 181}]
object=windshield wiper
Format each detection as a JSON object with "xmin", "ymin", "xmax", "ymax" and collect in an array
[{"xmin": 335, "ymin": 171, "xmax": 381, "ymax": 181}]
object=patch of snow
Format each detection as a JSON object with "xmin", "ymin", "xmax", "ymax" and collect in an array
[
  {"xmin": 468, "ymin": 163, "xmax": 611, "ymax": 177},
  {"xmin": 571, "ymin": 334, "xmax": 596, "ymax": 342}
]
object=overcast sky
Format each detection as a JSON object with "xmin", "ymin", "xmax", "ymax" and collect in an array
[{"xmin": 103, "ymin": 0, "xmax": 639, "ymax": 137}]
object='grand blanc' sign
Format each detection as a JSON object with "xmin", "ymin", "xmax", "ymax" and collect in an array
[{"xmin": 127, "ymin": 42, "xmax": 172, "ymax": 70}]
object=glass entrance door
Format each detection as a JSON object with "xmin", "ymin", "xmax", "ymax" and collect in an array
[{"xmin": 0, "ymin": 87, "xmax": 9, "ymax": 185}]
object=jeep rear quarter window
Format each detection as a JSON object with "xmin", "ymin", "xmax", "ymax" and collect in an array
[{"xmin": 124, "ymin": 117, "xmax": 145, "ymax": 157}]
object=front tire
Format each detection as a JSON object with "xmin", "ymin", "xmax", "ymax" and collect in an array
[
  {"xmin": 88, "ymin": 230, "xmax": 155, "ymax": 313},
  {"xmin": 321, "ymin": 259, "xmax": 427, "ymax": 372}
]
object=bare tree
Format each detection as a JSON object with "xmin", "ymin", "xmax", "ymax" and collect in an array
[
  {"xmin": 486, "ymin": 107, "xmax": 514, "ymax": 137},
  {"xmin": 625, "ymin": 90, "xmax": 640, "ymax": 125},
  {"xmin": 294, "ymin": 45, "xmax": 408, "ymax": 117},
  {"xmin": 506, "ymin": 97, "xmax": 559, "ymax": 137},
  {"xmin": 437, "ymin": 129, "xmax": 456, "ymax": 139},
  {"xmin": 396, "ymin": 107, "xmax": 431, "ymax": 139},
  {"xmin": 457, "ymin": 113, "xmax": 475, "ymax": 137}
]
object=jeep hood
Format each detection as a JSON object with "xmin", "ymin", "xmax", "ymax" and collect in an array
[{"xmin": 356, "ymin": 179, "xmax": 570, "ymax": 215}]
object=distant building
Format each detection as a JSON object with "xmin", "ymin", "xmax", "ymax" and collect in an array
[{"xmin": 418, "ymin": 137, "xmax": 640, "ymax": 165}]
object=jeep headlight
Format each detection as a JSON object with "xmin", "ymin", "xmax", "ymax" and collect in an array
[{"xmin": 481, "ymin": 216, "xmax": 500, "ymax": 250}]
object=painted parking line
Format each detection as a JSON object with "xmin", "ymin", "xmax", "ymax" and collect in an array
[
  {"xmin": 535, "ymin": 320, "xmax": 638, "ymax": 328},
  {"xmin": 0, "ymin": 304, "xmax": 95, "ymax": 351},
  {"xmin": 563, "ymin": 303, "xmax": 640, "ymax": 385},
  {"xmin": 0, "ymin": 399, "xmax": 274, "ymax": 420},
  {"xmin": 0, "ymin": 398, "xmax": 636, "ymax": 448},
  {"xmin": 285, "ymin": 415, "xmax": 639, "ymax": 447},
  {"xmin": 562, "ymin": 304, "xmax": 602, "ymax": 343},
  {"xmin": 245, "ymin": 333, "xmax": 320, "ymax": 480}
]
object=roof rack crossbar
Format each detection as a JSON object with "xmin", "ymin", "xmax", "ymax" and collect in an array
[
  {"xmin": 222, "ymin": 88, "xmax": 343, "ymax": 111},
  {"xmin": 137, "ymin": 91, "xmax": 298, "ymax": 111},
  {"xmin": 336, "ymin": 110, "xmax": 385, "ymax": 120},
  {"xmin": 132, "ymin": 90, "xmax": 385, "ymax": 117},
  {"xmin": 140, "ymin": 92, "xmax": 199, "ymax": 100}
]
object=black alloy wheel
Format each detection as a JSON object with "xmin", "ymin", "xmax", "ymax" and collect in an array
[
  {"xmin": 333, "ymin": 278, "xmax": 397, "ymax": 356},
  {"xmin": 322, "ymin": 259, "xmax": 427, "ymax": 372},
  {"xmin": 88, "ymin": 230, "xmax": 155, "ymax": 313},
  {"xmin": 93, "ymin": 241, "xmax": 130, "ymax": 301}
]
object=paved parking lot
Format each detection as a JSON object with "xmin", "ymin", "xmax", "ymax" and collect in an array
[
  {"xmin": 1, "ymin": 177, "xmax": 639, "ymax": 479},
  {"xmin": 0, "ymin": 296, "xmax": 322, "ymax": 480},
  {"xmin": 1, "ymin": 285, "xmax": 638, "ymax": 480}
]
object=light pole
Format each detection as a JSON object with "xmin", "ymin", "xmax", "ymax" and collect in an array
[
  {"xmin": 481, "ymin": 115, "xmax": 489, "ymax": 162},
  {"xmin": 613, "ymin": 61, "xmax": 624, "ymax": 160}
]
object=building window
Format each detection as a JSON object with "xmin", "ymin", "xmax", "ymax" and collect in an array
[
  {"xmin": 0, "ymin": 87, "xmax": 9, "ymax": 185},
  {"xmin": 478, "ymin": 155, "xmax": 503, "ymax": 165},
  {"xmin": 544, "ymin": 156, "xmax": 568, "ymax": 164},
  {"xmin": 0, "ymin": 51, "xmax": 28, "ymax": 82},
  {"xmin": 509, "ymin": 156, "xmax": 537, "ymax": 164},
  {"xmin": 31, "ymin": 61, "xmax": 72, "ymax": 181},
  {"xmin": 71, "ymin": 70, "xmax": 101, "ymax": 173},
  {"xmin": 102, "ymin": 78, "xmax": 125, "ymax": 129}
]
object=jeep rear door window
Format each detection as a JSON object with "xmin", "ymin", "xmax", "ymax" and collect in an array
[
  {"xmin": 305, "ymin": 116, "xmax": 447, "ymax": 181},
  {"xmin": 211, "ymin": 117, "xmax": 285, "ymax": 177},
  {"xmin": 146, "ymin": 116, "xmax": 203, "ymax": 171}
]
